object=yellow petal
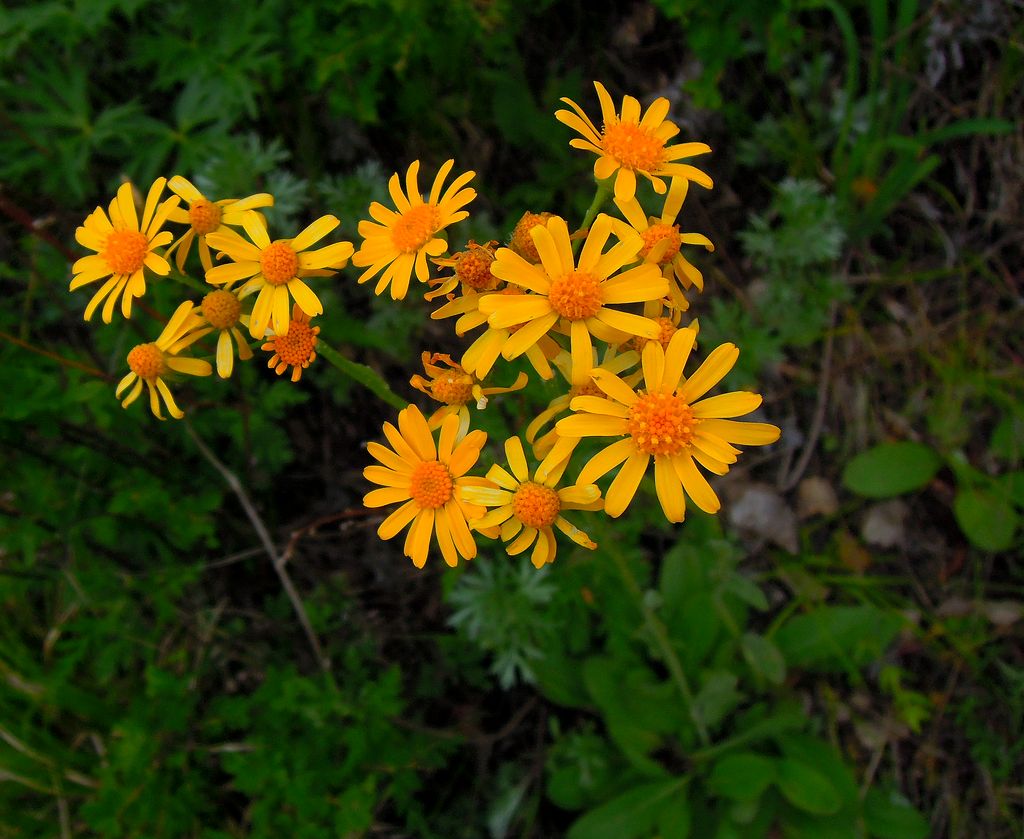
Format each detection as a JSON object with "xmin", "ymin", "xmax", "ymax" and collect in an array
[
  {"xmin": 678, "ymin": 343, "xmax": 739, "ymax": 403},
  {"xmin": 378, "ymin": 499, "xmax": 419, "ymax": 540},
  {"xmin": 673, "ymin": 453, "xmax": 721, "ymax": 514},
  {"xmin": 654, "ymin": 456, "xmax": 686, "ymax": 523},
  {"xmin": 291, "ymin": 215, "xmax": 339, "ymax": 252},
  {"xmin": 604, "ymin": 451, "xmax": 650, "ymax": 517}
]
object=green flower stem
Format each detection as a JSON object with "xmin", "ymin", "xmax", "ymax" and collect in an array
[
  {"xmin": 317, "ymin": 342, "xmax": 407, "ymax": 411},
  {"xmin": 167, "ymin": 267, "xmax": 210, "ymax": 295},
  {"xmin": 573, "ymin": 178, "xmax": 614, "ymax": 253},
  {"xmin": 604, "ymin": 535, "xmax": 712, "ymax": 748}
]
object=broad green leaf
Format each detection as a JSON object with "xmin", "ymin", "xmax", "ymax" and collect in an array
[
  {"xmin": 741, "ymin": 632, "xmax": 787, "ymax": 685},
  {"xmin": 863, "ymin": 787, "xmax": 930, "ymax": 839},
  {"xmin": 953, "ymin": 487, "xmax": 1019, "ymax": 552},
  {"xmin": 567, "ymin": 778, "xmax": 686, "ymax": 839},
  {"xmin": 725, "ymin": 574, "xmax": 769, "ymax": 611},
  {"xmin": 996, "ymin": 472, "xmax": 1024, "ymax": 509},
  {"xmin": 692, "ymin": 672, "xmax": 743, "ymax": 730},
  {"xmin": 842, "ymin": 442, "xmax": 941, "ymax": 498},
  {"xmin": 775, "ymin": 606, "xmax": 902, "ymax": 672},
  {"xmin": 707, "ymin": 753, "xmax": 776, "ymax": 800},
  {"xmin": 775, "ymin": 758, "xmax": 842, "ymax": 815}
]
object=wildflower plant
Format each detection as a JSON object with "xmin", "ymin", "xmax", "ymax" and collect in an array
[{"xmin": 66, "ymin": 80, "xmax": 779, "ymax": 565}]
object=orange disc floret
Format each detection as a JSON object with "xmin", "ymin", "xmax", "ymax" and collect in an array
[
  {"xmin": 188, "ymin": 199, "xmax": 223, "ymax": 235},
  {"xmin": 392, "ymin": 204, "xmax": 443, "ymax": 253},
  {"xmin": 126, "ymin": 342, "xmax": 167, "ymax": 381},
  {"xmin": 627, "ymin": 391, "xmax": 696, "ymax": 456},
  {"xmin": 601, "ymin": 121, "xmax": 667, "ymax": 173},
  {"xmin": 262, "ymin": 306, "xmax": 320, "ymax": 382},
  {"xmin": 640, "ymin": 224, "xmax": 682, "ymax": 264},
  {"xmin": 259, "ymin": 241, "xmax": 299, "ymax": 286},
  {"xmin": 548, "ymin": 270, "xmax": 603, "ymax": 320},
  {"xmin": 201, "ymin": 289, "xmax": 242, "ymax": 330},
  {"xmin": 431, "ymin": 372, "xmax": 475, "ymax": 406},
  {"xmin": 568, "ymin": 380, "xmax": 603, "ymax": 399},
  {"xmin": 102, "ymin": 230, "xmax": 149, "ymax": 275},
  {"xmin": 510, "ymin": 212, "xmax": 555, "ymax": 262},
  {"xmin": 512, "ymin": 481, "xmax": 561, "ymax": 529},
  {"xmin": 454, "ymin": 241, "xmax": 499, "ymax": 290},
  {"xmin": 409, "ymin": 460, "xmax": 454, "ymax": 509}
]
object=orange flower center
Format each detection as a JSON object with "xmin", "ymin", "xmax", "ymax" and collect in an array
[
  {"xmin": 409, "ymin": 460, "xmax": 454, "ymax": 509},
  {"xmin": 102, "ymin": 230, "xmax": 149, "ymax": 275},
  {"xmin": 627, "ymin": 391, "xmax": 696, "ymax": 456},
  {"xmin": 201, "ymin": 289, "xmax": 242, "ymax": 330},
  {"xmin": 602, "ymin": 122, "xmax": 666, "ymax": 172},
  {"xmin": 189, "ymin": 199, "xmax": 223, "ymax": 235},
  {"xmin": 455, "ymin": 246, "xmax": 498, "ymax": 290},
  {"xmin": 126, "ymin": 342, "xmax": 166, "ymax": 381},
  {"xmin": 269, "ymin": 318, "xmax": 317, "ymax": 366},
  {"xmin": 510, "ymin": 211, "xmax": 554, "ymax": 262},
  {"xmin": 640, "ymin": 224, "xmax": 681, "ymax": 264},
  {"xmin": 548, "ymin": 270, "xmax": 603, "ymax": 320},
  {"xmin": 632, "ymin": 317, "xmax": 678, "ymax": 352},
  {"xmin": 392, "ymin": 204, "xmax": 442, "ymax": 253},
  {"xmin": 260, "ymin": 241, "xmax": 298, "ymax": 286},
  {"xmin": 512, "ymin": 481, "xmax": 561, "ymax": 528},
  {"xmin": 431, "ymin": 372, "xmax": 474, "ymax": 406}
]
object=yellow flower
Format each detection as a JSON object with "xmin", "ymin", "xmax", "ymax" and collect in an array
[
  {"xmin": 613, "ymin": 177, "xmax": 714, "ymax": 309},
  {"xmin": 555, "ymin": 328, "xmax": 780, "ymax": 522},
  {"xmin": 508, "ymin": 211, "xmax": 556, "ymax": 262},
  {"xmin": 165, "ymin": 176, "xmax": 273, "ymax": 272},
  {"xmin": 479, "ymin": 213, "xmax": 666, "ymax": 386},
  {"xmin": 71, "ymin": 179, "xmax": 180, "ymax": 322},
  {"xmin": 205, "ymin": 213, "xmax": 353, "ymax": 339},
  {"xmin": 363, "ymin": 405, "xmax": 489, "ymax": 569},
  {"xmin": 114, "ymin": 300, "xmax": 212, "ymax": 420},
  {"xmin": 526, "ymin": 345, "xmax": 640, "ymax": 458},
  {"xmin": 410, "ymin": 352, "xmax": 527, "ymax": 436},
  {"xmin": 261, "ymin": 304, "xmax": 320, "ymax": 382},
  {"xmin": 459, "ymin": 437, "xmax": 602, "ymax": 568},
  {"xmin": 352, "ymin": 159, "xmax": 476, "ymax": 300},
  {"xmin": 555, "ymin": 81, "xmax": 713, "ymax": 202},
  {"xmin": 184, "ymin": 285, "xmax": 253, "ymax": 378}
]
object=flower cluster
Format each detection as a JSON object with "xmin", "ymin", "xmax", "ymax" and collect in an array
[
  {"xmin": 71, "ymin": 177, "xmax": 353, "ymax": 419},
  {"xmin": 69, "ymin": 81, "xmax": 779, "ymax": 561},
  {"xmin": 361, "ymin": 81, "xmax": 780, "ymax": 568}
]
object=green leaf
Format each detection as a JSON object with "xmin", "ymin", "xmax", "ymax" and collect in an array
[
  {"xmin": 567, "ymin": 778, "xmax": 687, "ymax": 839},
  {"xmin": 953, "ymin": 487, "xmax": 1019, "ymax": 552},
  {"xmin": 774, "ymin": 606, "xmax": 902, "ymax": 673},
  {"xmin": 741, "ymin": 633, "xmax": 787, "ymax": 685},
  {"xmin": 707, "ymin": 753, "xmax": 776, "ymax": 801},
  {"xmin": 692, "ymin": 672, "xmax": 743, "ymax": 730},
  {"xmin": 863, "ymin": 787, "xmax": 930, "ymax": 839},
  {"xmin": 996, "ymin": 472, "xmax": 1024, "ymax": 509},
  {"xmin": 775, "ymin": 758, "xmax": 842, "ymax": 815},
  {"xmin": 842, "ymin": 442, "xmax": 941, "ymax": 498},
  {"xmin": 725, "ymin": 574, "xmax": 769, "ymax": 611}
]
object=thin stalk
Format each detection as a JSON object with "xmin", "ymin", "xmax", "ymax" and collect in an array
[
  {"xmin": 604, "ymin": 537, "xmax": 711, "ymax": 747},
  {"xmin": 0, "ymin": 330, "xmax": 108, "ymax": 379},
  {"xmin": 184, "ymin": 419, "xmax": 332, "ymax": 675},
  {"xmin": 317, "ymin": 342, "xmax": 407, "ymax": 410},
  {"xmin": 573, "ymin": 179, "xmax": 614, "ymax": 253}
]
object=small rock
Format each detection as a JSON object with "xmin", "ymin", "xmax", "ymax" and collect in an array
[
  {"xmin": 797, "ymin": 476, "xmax": 839, "ymax": 519},
  {"xmin": 861, "ymin": 499, "xmax": 909, "ymax": 549},
  {"xmin": 728, "ymin": 483, "xmax": 799, "ymax": 554}
]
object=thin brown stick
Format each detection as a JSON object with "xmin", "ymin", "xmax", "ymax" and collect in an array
[
  {"xmin": 183, "ymin": 419, "xmax": 331, "ymax": 673},
  {"xmin": 0, "ymin": 191, "xmax": 78, "ymax": 263},
  {"xmin": 780, "ymin": 300, "xmax": 838, "ymax": 492},
  {"xmin": 0, "ymin": 329, "xmax": 109, "ymax": 379}
]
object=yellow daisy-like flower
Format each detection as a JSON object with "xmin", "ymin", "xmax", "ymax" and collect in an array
[
  {"xmin": 165, "ymin": 176, "xmax": 274, "ymax": 272},
  {"xmin": 71, "ymin": 179, "xmax": 180, "ymax": 322},
  {"xmin": 352, "ymin": 159, "xmax": 476, "ymax": 300},
  {"xmin": 508, "ymin": 211, "xmax": 556, "ymax": 263},
  {"xmin": 183, "ymin": 285, "xmax": 254, "ymax": 379},
  {"xmin": 555, "ymin": 328, "xmax": 780, "ymax": 522},
  {"xmin": 205, "ymin": 213, "xmax": 353, "ymax": 339},
  {"xmin": 526, "ymin": 345, "xmax": 640, "ymax": 458},
  {"xmin": 114, "ymin": 300, "xmax": 212, "ymax": 420},
  {"xmin": 478, "ymin": 213, "xmax": 666, "ymax": 386},
  {"xmin": 261, "ymin": 304, "xmax": 320, "ymax": 383},
  {"xmin": 613, "ymin": 177, "xmax": 714, "ymax": 309},
  {"xmin": 459, "ymin": 437, "xmax": 603, "ymax": 568},
  {"xmin": 555, "ymin": 81, "xmax": 713, "ymax": 202},
  {"xmin": 363, "ymin": 405, "xmax": 489, "ymax": 569},
  {"xmin": 410, "ymin": 352, "xmax": 528, "ymax": 436}
]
